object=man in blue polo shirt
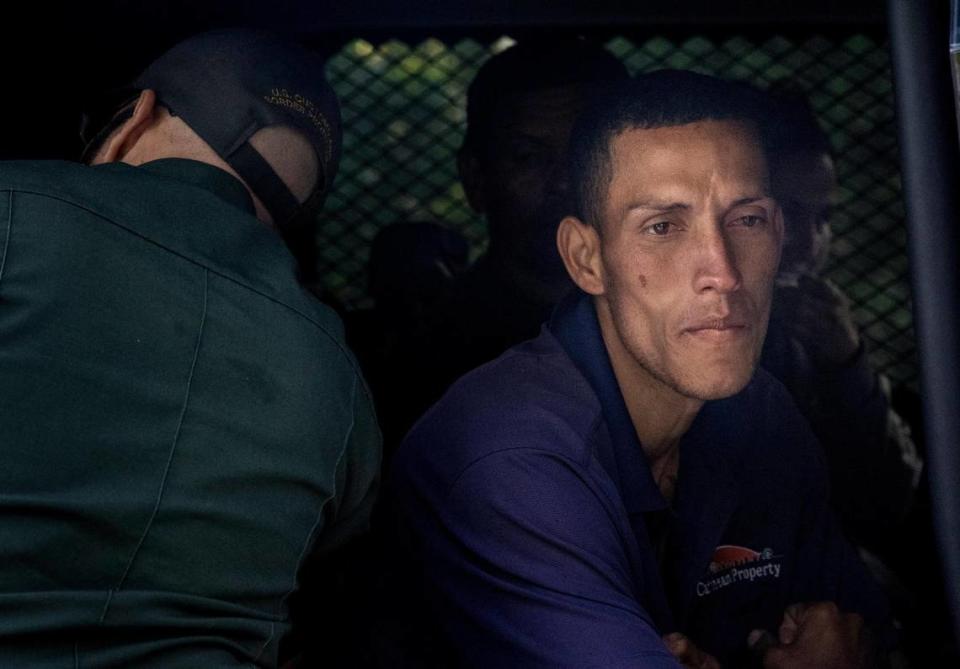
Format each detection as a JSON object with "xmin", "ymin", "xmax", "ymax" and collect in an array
[{"xmin": 392, "ymin": 71, "xmax": 890, "ymax": 668}]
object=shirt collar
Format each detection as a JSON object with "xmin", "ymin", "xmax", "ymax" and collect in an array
[
  {"xmin": 549, "ymin": 290, "xmax": 670, "ymax": 514},
  {"xmin": 137, "ymin": 159, "xmax": 256, "ymax": 215},
  {"xmin": 91, "ymin": 159, "xmax": 310, "ymax": 307}
]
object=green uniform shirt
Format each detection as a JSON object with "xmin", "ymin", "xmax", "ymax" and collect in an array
[{"xmin": 0, "ymin": 159, "xmax": 381, "ymax": 667}]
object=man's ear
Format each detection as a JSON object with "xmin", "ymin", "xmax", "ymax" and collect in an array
[
  {"xmin": 457, "ymin": 144, "xmax": 486, "ymax": 214},
  {"xmin": 93, "ymin": 89, "xmax": 159, "ymax": 165},
  {"xmin": 557, "ymin": 215, "xmax": 605, "ymax": 295}
]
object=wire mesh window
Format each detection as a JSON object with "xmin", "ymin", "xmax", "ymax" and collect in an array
[{"xmin": 319, "ymin": 33, "xmax": 916, "ymax": 391}]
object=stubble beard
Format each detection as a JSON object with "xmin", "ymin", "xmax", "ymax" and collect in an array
[{"xmin": 605, "ymin": 293, "xmax": 769, "ymax": 403}]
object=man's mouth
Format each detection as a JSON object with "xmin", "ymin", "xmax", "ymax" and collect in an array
[
  {"xmin": 682, "ymin": 318, "xmax": 750, "ymax": 338},
  {"xmin": 686, "ymin": 320, "xmax": 746, "ymax": 331}
]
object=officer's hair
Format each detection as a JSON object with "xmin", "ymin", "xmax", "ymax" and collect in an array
[
  {"xmin": 463, "ymin": 37, "xmax": 628, "ymax": 156},
  {"xmin": 569, "ymin": 70, "xmax": 769, "ymax": 230}
]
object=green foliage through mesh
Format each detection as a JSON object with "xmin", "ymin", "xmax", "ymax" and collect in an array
[{"xmin": 319, "ymin": 34, "xmax": 916, "ymax": 390}]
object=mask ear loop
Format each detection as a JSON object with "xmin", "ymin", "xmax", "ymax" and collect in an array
[
  {"xmin": 276, "ymin": 181, "xmax": 329, "ymax": 285},
  {"xmin": 226, "ymin": 142, "xmax": 301, "ymax": 221}
]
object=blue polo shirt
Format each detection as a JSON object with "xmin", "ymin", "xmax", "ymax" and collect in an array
[{"xmin": 392, "ymin": 291, "xmax": 889, "ymax": 668}]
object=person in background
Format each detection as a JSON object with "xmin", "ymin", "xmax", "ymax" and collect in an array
[
  {"xmin": 443, "ymin": 37, "xmax": 630, "ymax": 375},
  {"xmin": 348, "ymin": 221, "xmax": 469, "ymax": 450},
  {"xmin": 352, "ymin": 38, "xmax": 629, "ymax": 453},
  {"xmin": 0, "ymin": 30, "xmax": 380, "ymax": 668},
  {"xmin": 759, "ymin": 89, "xmax": 922, "ymax": 550},
  {"xmin": 761, "ymin": 88, "xmax": 960, "ymax": 668}
]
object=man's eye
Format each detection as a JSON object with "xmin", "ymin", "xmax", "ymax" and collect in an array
[
  {"xmin": 734, "ymin": 215, "xmax": 764, "ymax": 228},
  {"xmin": 647, "ymin": 221, "xmax": 672, "ymax": 235}
]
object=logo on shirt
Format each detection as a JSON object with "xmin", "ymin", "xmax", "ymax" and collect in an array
[{"xmin": 696, "ymin": 544, "xmax": 782, "ymax": 597}]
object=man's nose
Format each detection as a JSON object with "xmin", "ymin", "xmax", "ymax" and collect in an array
[{"xmin": 693, "ymin": 228, "xmax": 742, "ymax": 294}]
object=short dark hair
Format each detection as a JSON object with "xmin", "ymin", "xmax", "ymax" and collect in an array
[
  {"xmin": 463, "ymin": 37, "xmax": 628, "ymax": 152},
  {"xmin": 569, "ymin": 69, "xmax": 769, "ymax": 228}
]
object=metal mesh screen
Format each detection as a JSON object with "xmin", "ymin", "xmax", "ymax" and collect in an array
[{"xmin": 320, "ymin": 33, "xmax": 916, "ymax": 390}]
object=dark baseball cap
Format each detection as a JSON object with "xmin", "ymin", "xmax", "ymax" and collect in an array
[{"xmin": 133, "ymin": 29, "xmax": 342, "ymax": 229}]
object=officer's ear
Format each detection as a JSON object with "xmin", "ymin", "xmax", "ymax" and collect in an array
[
  {"xmin": 457, "ymin": 143, "xmax": 486, "ymax": 214},
  {"xmin": 93, "ymin": 89, "xmax": 159, "ymax": 165},
  {"xmin": 557, "ymin": 215, "xmax": 605, "ymax": 295}
]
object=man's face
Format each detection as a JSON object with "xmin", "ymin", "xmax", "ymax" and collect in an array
[
  {"xmin": 476, "ymin": 85, "xmax": 585, "ymax": 278},
  {"xmin": 594, "ymin": 120, "xmax": 782, "ymax": 401},
  {"xmin": 772, "ymin": 150, "xmax": 836, "ymax": 281}
]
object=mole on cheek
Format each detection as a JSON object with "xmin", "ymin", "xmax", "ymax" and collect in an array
[{"xmin": 638, "ymin": 273, "xmax": 647, "ymax": 288}]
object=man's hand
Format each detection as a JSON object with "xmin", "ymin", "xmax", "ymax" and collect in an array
[
  {"xmin": 663, "ymin": 632, "xmax": 721, "ymax": 669},
  {"xmin": 776, "ymin": 276, "xmax": 860, "ymax": 367},
  {"xmin": 747, "ymin": 602, "xmax": 873, "ymax": 669}
]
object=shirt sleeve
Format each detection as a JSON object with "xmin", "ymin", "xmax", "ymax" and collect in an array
[
  {"xmin": 285, "ymin": 371, "xmax": 382, "ymax": 663},
  {"xmin": 396, "ymin": 446, "xmax": 682, "ymax": 669},
  {"xmin": 316, "ymin": 372, "xmax": 382, "ymax": 556}
]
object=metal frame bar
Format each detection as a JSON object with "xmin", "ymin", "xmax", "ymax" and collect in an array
[{"xmin": 888, "ymin": 0, "xmax": 960, "ymax": 644}]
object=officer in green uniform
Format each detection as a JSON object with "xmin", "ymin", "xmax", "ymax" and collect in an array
[{"xmin": 0, "ymin": 30, "xmax": 381, "ymax": 668}]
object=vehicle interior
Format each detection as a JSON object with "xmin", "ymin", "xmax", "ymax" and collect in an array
[{"xmin": 2, "ymin": 0, "xmax": 956, "ymax": 666}]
